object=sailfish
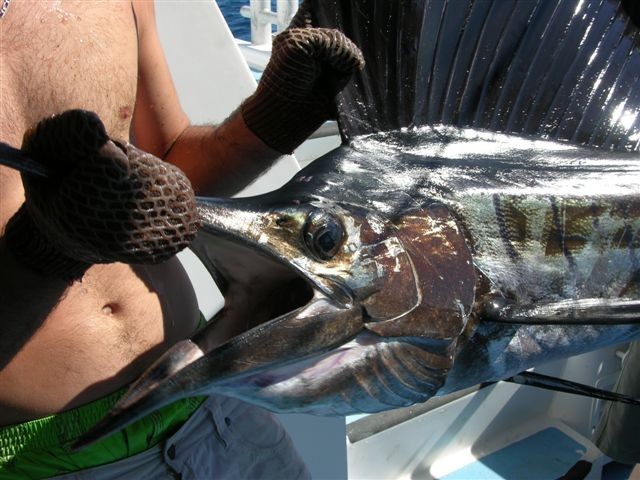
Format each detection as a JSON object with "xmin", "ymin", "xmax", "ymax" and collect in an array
[{"xmin": 74, "ymin": 0, "xmax": 640, "ymax": 447}]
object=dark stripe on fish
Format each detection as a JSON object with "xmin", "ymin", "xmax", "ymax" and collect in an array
[
  {"xmin": 549, "ymin": 196, "xmax": 578, "ymax": 279},
  {"xmin": 493, "ymin": 193, "xmax": 522, "ymax": 264}
]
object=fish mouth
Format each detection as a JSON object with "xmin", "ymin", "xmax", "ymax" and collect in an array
[
  {"xmin": 189, "ymin": 197, "xmax": 358, "ymax": 353},
  {"xmin": 190, "ymin": 232, "xmax": 319, "ymax": 352}
]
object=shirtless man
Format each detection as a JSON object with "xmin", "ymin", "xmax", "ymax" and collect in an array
[{"xmin": 0, "ymin": 1, "xmax": 362, "ymax": 477}]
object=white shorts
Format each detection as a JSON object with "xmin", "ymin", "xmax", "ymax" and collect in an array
[
  {"xmin": 53, "ymin": 395, "xmax": 311, "ymax": 479},
  {"xmin": 594, "ymin": 340, "xmax": 640, "ymax": 464}
]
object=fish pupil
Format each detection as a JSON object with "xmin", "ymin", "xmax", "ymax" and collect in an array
[
  {"xmin": 316, "ymin": 226, "xmax": 339, "ymax": 253},
  {"xmin": 304, "ymin": 211, "xmax": 344, "ymax": 261}
]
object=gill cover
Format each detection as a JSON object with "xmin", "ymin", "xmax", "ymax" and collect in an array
[{"xmin": 365, "ymin": 203, "xmax": 475, "ymax": 341}]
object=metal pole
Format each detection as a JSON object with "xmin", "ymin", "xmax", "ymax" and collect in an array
[
  {"xmin": 276, "ymin": 0, "xmax": 299, "ymax": 32},
  {"xmin": 248, "ymin": 0, "xmax": 272, "ymax": 46},
  {"xmin": 240, "ymin": 1, "xmax": 300, "ymax": 45}
]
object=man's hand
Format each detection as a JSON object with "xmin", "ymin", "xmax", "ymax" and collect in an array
[
  {"xmin": 241, "ymin": 2, "xmax": 364, "ymax": 154},
  {"xmin": 4, "ymin": 110, "xmax": 200, "ymax": 281}
]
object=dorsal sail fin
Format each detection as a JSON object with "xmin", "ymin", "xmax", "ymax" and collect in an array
[{"xmin": 313, "ymin": 0, "xmax": 640, "ymax": 151}]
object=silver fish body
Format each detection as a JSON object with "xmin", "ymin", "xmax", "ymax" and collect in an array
[
  {"xmin": 203, "ymin": 126, "xmax": 640, "ymax": 408},
  {"xmin": 342, "ymin": 127, "xmax": 640, "ymax": 393}
]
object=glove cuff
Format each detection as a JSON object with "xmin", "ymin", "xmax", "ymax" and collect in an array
[
  {"xmin": 5, "ymin": 204, "xmax": 90, "ymax": 281},
  {"xmin": 241, "ymin": 91, "xmax": 326, "ymax": 154}
]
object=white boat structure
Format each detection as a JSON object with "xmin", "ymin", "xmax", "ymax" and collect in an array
[{"xmin": 155, "ymin": 2, "xmax": 635, "ymax": 478}]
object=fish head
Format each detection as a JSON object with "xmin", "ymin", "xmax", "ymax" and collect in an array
[
  {"xmin": 198, "ymin": 196, "xmax": 428, "ymax": 324},
  {"xmin": 196, "ymin": 176, "xmax": 476, "ymax": 335},
  {"xmin": 191, "ymin": 189, "xmax": 476, "ymax": 414}
]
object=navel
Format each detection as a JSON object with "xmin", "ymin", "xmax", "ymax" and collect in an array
[{"xmin": 101, "ymin": 303, "xmax": 116, "ymax": 316}]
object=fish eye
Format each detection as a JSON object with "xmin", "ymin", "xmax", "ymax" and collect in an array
[{"xmin": 303, "ymin": 211, "xmax": 344, "ymax": 261}]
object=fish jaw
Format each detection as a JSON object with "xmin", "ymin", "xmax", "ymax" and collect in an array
[{"xmin": 207, "ymin": 332, "xmax": 456, "ymax": 415}]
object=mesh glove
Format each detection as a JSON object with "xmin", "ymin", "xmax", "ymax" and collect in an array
[
  {"xmin": 4, "ymin": 110, "xmax": 200, "ymax": 281},
  {"xmin": 241, "ymin": 1, "xmax": 364, "ymax": 154}
]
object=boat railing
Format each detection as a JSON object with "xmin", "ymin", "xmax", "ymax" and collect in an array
[{"xmin": 239, "ymin": 0, "xmax": 299, "ymax": 46}]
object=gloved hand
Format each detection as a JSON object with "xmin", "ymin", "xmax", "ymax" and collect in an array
[
  {"xmin": 4, "ymin": 110, "xmax": 200, "ymax": 281},
  {"xmin": 241, "ymin": 0, "xmax": 364, "ymax": 154}
]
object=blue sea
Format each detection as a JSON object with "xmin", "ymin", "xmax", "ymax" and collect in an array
[{"xmin": 218, "ymin": 1, "xmax": 282, "ymax": 41}]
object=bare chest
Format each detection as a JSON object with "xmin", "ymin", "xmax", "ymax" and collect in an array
[{"xmin": 0, "ymin": 0, "xmax": 138, "ymax": 146}]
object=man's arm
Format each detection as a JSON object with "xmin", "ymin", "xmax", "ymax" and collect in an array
[
  {"xmin": 131, "ymin": 1, "xmax": 280, "ymax": 197},
  {"xmin": 131, "ymin": 0, "xmax": 364, "ymax": 197}
]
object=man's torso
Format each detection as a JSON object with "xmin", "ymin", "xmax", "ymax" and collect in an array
[{"xmin": 0, "ymin": 0, "xmax": 199, "ymax": 425}]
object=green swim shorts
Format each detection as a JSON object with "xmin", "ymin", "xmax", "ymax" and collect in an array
[{"xmin": 0, "ymin": 387, "xmax": 206, "ymax": 479}]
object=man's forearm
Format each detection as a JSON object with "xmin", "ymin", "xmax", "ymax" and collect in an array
[{"xmin": 163, "ymin": 109, "xmax": 281, "ymax": 197}]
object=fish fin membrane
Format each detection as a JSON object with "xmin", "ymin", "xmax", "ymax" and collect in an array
[{"xmin": 313, "ymin": 0, "xmax": 640, "ymax": 152}]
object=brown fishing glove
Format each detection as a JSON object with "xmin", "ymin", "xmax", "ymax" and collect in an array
[
  {"xmin": 4, "ymin": 110, "xmax": 200, "ymax": 281},
  {"xmin": 241, "ymin": 2, "xmax": 364, "ymax": 154}
]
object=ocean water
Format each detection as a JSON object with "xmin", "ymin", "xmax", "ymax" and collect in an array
[{"xmin": 217, "ymin": 0, "xmax": 281, "ymax": 41}]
